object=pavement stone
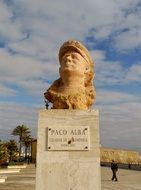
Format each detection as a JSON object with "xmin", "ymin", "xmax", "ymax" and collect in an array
[{"xmin": 0, "ymin": 164, "xmax": 141, "ymax": 190}]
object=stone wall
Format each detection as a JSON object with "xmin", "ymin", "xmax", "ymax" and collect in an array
[
  {"xmin": 31, "ymin": 140, "xmax": 141, "ymax": 164},
  {"xmin": 101, "ymin": 147, "xmax": 141, "ymax": 164}
]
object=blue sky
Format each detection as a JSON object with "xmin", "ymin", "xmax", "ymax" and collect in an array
[{"xmin": 0, "ymin": 0, "xmax": 141, "ymax": 153}]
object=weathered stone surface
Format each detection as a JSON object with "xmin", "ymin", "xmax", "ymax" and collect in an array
[
  {"xmin": 36, "ymin": 109, "xmax": 101, "ymax": 190},
  {"xmin": 101, "ymin": 147, "xmax": 141, "ymax": 164},
  {"xmin": 44, "ymin": 40, "xmax": 96, "ymax": 109}
]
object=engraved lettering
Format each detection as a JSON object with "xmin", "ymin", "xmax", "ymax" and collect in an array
[
  {"xmin": 51, "ymin": 129, "xmax": 67, "ymax": 135},
  {"xmin": 70, "ymin": 129, "xmax": 86, "ymax": 135},
  {"xmin": 63, "ymin": 138, "xmax": 67, "ymax": 142},
  {"xmin": 82, "ymin": 129, "xmax": 86, "ymax": 135},
  {"xmin": 47, "ymin": 126, "xmax": 89, "ymax": 150},
  {"xmin": 74, "ymin": 138, "xmax": 87, "ymax": 142},
  {"xmin": 49, "ymin": 138, "xmax": 63, "ymax": 142},
  {"xmin": 51, "ymin": 130, "xmax": 55, "ymax": 135}
]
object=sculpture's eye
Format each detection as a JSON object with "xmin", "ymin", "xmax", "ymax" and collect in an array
[
  {"xmin": 71, "ymin": 53, "xmax": 77, "ymax": 59},
  {"xmin": 71, "ymin": 54, "xmax": 75, "ymax": 59}
]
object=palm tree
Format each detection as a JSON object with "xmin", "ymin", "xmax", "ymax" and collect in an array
[
  {"xmin": 22, "ymin": 135, "xmax": 33, "ymax": 159},
  {"xmin": 12, "ymin": 125, "xmax": 31, "ymax": 157},
  {"xmin": 0, "ymin": 141, "xmax": 9, "ymax": 164},
  {"xmin": 6, "ymin": 140, "xmax": 19, "ymax": 163}
]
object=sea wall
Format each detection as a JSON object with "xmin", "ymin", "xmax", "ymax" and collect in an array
[{"xmin": 101, "ymin": 147, "xmax": 141, "ymax": 164}]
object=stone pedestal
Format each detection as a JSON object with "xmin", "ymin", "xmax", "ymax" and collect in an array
[{"xmin": 36, "ymin": 109, "xmax": 101, "ymax": 190}]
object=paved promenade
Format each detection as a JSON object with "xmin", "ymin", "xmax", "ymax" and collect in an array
[
  {"xmin": 0, "ymin": 164, "xmax": 35, "ymax": 190},
  {"xmin": 0, "ymin": 164, "xmax": 141, "ymax": 190},
  {"xmin": 101, "ymin": 166, "xmax": 141, "ymax": 190}
]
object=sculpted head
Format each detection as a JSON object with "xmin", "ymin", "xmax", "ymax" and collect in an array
[
  {"xmin": 44, "ymin": 40, "xmax": 96, "ymax": 109},
  {"xmin": 59, "ymin": 40, "xmax": 94, "ymax": 89}
]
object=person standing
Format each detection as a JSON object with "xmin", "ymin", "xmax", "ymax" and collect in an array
[{"xmin": 111, "ymin": 160, "xmax": 118, "ymax": 181}]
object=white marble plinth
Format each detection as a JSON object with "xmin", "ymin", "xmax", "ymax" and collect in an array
[{"xmin": 36, "ymin": 109, "xmax": 101, "ymax": 190}]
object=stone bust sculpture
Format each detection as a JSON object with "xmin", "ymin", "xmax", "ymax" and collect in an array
[{"xmin": 44, "ymin": 40, "xmax": 96, "ymax": 109}]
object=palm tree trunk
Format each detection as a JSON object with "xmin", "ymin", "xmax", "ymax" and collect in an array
[
  {"xmin": 19, "ymin": 137, "xmax": 22, "ymax": 157},
  {"xmin": 25, "ymin": 146, "xmax": 28, "ymax": 159}
]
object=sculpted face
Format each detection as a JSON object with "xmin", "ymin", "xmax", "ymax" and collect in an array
[{"xmin": 59, "ymin": 52, "xmax": 89, "ymax": 86}]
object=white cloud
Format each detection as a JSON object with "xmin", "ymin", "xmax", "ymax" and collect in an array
[
  {"xmin": 8, "ymin": 34, "xmax": 59, "ymax": 61},
  {"xmin": 90, "ymin": 50, "xmax": 126, "ymax": 86},
  {"xmin": 0, "ymin": 49, "xmax": 43, "ymax": 78},
  {"xmin": 125, "ymin": 62, "xmax": 141, "ymax": 82},
  {"xmin": 114, "ymin": 28, "xmax": 141, "ymax": 50},
  {"xmin": 0, "ymin": 84, "xmax": 17, "ymax": 96},
  {"xmin": 95, "ymin": 90, "xmax": 140, "ymax": 105},
  {"xmin": 94, "ymin": 88, "xmax": 141, "ymax": 150},
  {"xmin": 0, "ymin": 1, "xmax": 12, "ymax": 22},
  {"xmin": 17, "ymin": 79, "xmax": 50, "ymax": 96},
  {"xmin": 90, "ymin": 50, "xmax": 141, "ymax": 86},
  {"xmin": 91, "ymin": 50, "xmax": 106, "ymax": 61},
  {"xmin": 96, "ymin": 100, "xmax": 141, "ymax": 149},
  {"xmin": 0, "ymin": 48, "xmax": 58, "ymax": 96},
  {"xmin": 1, "ymin": 0, "xmax": 140, "ymax": 50},
  {"xmin": 0, "ymin": 102, "xmax": 38, "ymax": 140}
]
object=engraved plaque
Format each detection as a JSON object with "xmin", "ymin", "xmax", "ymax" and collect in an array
[{"xmin": 47, "ymin": 126, "xmax": 90, "ymax": 151}]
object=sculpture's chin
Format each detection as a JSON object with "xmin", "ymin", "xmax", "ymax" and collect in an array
[
  {"xmin": 60, "ymin": 69, "xmax": 84, "ymax": 78},
  {"xmin": 61, "ymin": 67, "xmax": 74, "ymax": 72}
]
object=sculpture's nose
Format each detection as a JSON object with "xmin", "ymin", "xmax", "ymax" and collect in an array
[{"xmin": 66, "ymin": 55, "xmax": 72, "ymax": 62}]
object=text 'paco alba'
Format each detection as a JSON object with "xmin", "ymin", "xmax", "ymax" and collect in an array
[{"xmin": 49, "ymin": 128, "xmax": 87, "ymax": 136}]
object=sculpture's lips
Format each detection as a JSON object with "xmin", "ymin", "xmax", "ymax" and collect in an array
[
  {"xmin": 62, "ymin": 63, "xmax": 75, "ymax": 69},
  {"xmin": 62, "ymin": 66, "xmax": 75, "ymax": 71}
]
